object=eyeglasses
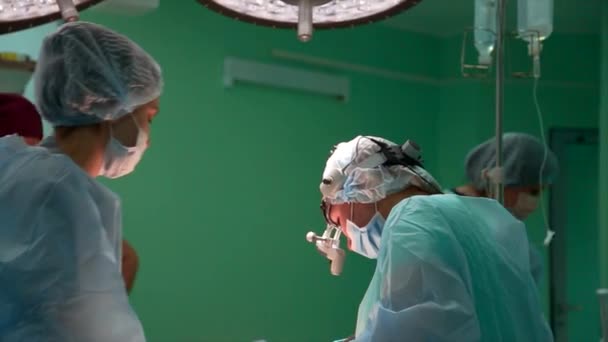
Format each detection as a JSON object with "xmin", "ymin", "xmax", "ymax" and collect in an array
[{"xmin": 320, "ymin": 200, "xmax": 339, "ymax": 227}]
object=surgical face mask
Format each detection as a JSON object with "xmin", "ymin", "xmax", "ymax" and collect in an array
[
  {"xmin": 510, "ymin": 192, "xmax": 539, "ymax": 220},
  {"xmin": 100, "ymin": 114, "xmax": 148, "ymax": 179},
  {"xmin": 345, "ymin": 204, "xmax": 385, "ymax": 259}
]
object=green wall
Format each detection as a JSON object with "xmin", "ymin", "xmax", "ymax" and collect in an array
[
  {"xmin": 82, "ymin": 2, "xmax": 599, "ymax": 340},
  {"xmin": 0, "ymin": 2, "xmax": 599, "ymax": 340},
  {"xmin": 82, "ymin": 3, "xmax": 441, "ymax": 341}
]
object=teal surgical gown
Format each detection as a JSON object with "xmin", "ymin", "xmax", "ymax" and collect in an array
[
  {"xmin": 0, "ymin": 136, "xmax": 145, "ymax": 341},
  {"xmin": 529, "ymin": 246, "xmax": 544, "ymax": 288},
  {"xmin": 350, "ymin": 194, "xmax": 553, "ymax": 341},
  {"xmin": 443, "ymin": 188, "xmax": 545, "ymax": 288}
]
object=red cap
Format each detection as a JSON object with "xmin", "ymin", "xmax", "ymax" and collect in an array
[{"xmin": 0, "ymin": 93, "xmax": 43, "ymax": 140}]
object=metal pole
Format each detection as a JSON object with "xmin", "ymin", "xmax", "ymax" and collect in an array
[
  {"xmin": 598, "ymin": 289, "xmax": 608, "ymax": 341},
  {"xmin": 493, "ymin": 0, "xmax": 507, "ymax": 204},
  {"xmin": 598, "ymin": 0, "xmax": 608, "ymax": 290},
  {"xmin": 56, "ymin": 0, "xmax": 79, "ymax": 22},
  {"xmin": 297, "ymin": 0, "xmax": 313, "ymax": 42}
]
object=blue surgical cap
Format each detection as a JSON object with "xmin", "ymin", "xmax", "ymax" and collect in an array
[
  {"xmin": 465, "ymin": 132, "xmax": 559, "ymax": 190},
  {"xmin": 34, "ymin": 21, "xmax": 163, "ymax": 127},
  {"xmin": 320, "ymin": 136, "xmax": 441, "ymax": 204}
]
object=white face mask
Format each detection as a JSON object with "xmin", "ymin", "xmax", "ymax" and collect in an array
[
  {"xmin": 100, "ymin": 114, "xmax": 148, "ymax": 179},
  {"xmin": 510, "ymin": 193, "xmax": 539, "ymax": 220}
]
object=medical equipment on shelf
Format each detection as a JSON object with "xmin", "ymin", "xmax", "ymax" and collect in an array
[
  {"xmin": 306, "ymin": 225, "xmax": 345, "ymax": 276},
  {"xmin": 196, "ymin": 0, "xmax": 425, "ymax": 42},
  {"xmin": 0, "ymin": 52, "xmax": 35, "ymax": 93}
]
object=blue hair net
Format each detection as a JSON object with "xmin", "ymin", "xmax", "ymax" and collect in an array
[
  {"xmin": 465, "ymin": 132, "xmax": 559, "ymax": 190},
  {"xmin": 320, "ymin": 136, "xmax": 441, "ymax": 204},
  {"xmin": 34, "ymin": 21, "xmax": 163, "ymax": 127}
]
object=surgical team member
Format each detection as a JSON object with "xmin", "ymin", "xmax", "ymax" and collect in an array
[
  {"xmin": 0, "ymin": 93, "xmax": 141, "ymax": 293},
  {"xmin": 0, "ymin": 22, "xmax": 162, "ymax": 341},
  {"xmin": 0, "ymin": 93, "xmax": 43, "ymax": 145},
  {"xmin": 320, "ymin": 136, "xmax": 552, "ymax": 342},
  {"xmin": 448, "ymin": 132, "xmax": 559, "ymax": 286}
]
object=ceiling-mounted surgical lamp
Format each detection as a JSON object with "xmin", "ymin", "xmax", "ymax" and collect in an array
[
  {"xmin": 0, "ymin": 0, "xmax": 104, "ymax": 34},
  {"xmin": 197, "ymin": 0, "xmax": 424, "ymax": 42}
]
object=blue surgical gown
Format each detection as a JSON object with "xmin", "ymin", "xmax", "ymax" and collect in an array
[
  {"xmin": 351, "ymin": 194, "xmax": 553, "ymax": 342},
  {"xmin": 0, "ymin": 136, "xmax": 145, "ymax": 341}
]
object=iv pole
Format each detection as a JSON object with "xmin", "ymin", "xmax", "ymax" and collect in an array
[{"xmin": 493, "ymin": 0, "xmax": 507, "ymax": 205}]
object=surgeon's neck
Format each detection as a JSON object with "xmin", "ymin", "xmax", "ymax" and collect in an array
[
  {"xmin": 454, "ymin": 184, "xmax": 484, "ymax": 197},
  {"xmin": 54, "ymin": 124, "xmax": 107, "ymax": 177},
  {"xmin": 377, "ymin": 187, "xmax": 430, "ymax": 218}
]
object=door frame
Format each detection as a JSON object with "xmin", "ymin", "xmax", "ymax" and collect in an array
[{"xmin": 549, "ymin": 127, "xmax": 599, "ymax": 341}]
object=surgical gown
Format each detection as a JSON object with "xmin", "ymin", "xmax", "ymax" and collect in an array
[
  {"xmin": 529, "ymin": 246, "xmax": 544, "ymax": 288},
  {"xmin": 351, "ymin": 194, "xmax": 552, "ymax": 342},
  {"xmin": 0, "ymin": 136, "xmax": 145, "ymax": 341},
  {"xmin": 443, "ymin": 188, "xmax": 545, "ymax": 289}
]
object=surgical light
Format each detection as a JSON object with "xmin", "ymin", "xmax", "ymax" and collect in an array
[
  {"xmin": 196, "ymin": 0, "xmax": 425, "ymax": 42},
  {"xmin": 0, "ymin": 0, "xmax": 104, "ymax": 34}
]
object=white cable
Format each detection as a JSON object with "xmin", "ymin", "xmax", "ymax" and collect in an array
[{"xmin": 532, "ymin": 76, "xmax": 555, "ymax": 246}]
